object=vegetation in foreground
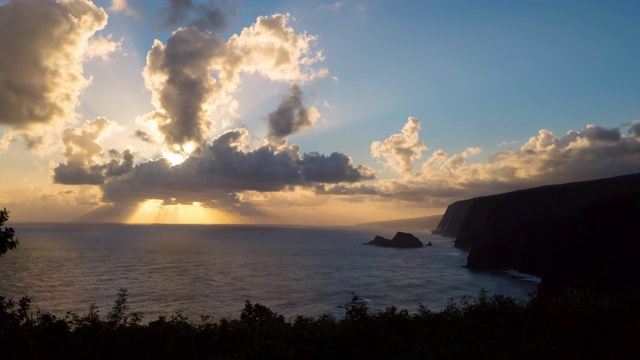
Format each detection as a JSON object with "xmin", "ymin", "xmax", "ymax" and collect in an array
[
  {"xmin": 0, "ymin": 208, "xmax": 18, "ymax": 257},
  {"xmin": 1, "ymin": 289, "xmax": 639, "ymax": 359}
]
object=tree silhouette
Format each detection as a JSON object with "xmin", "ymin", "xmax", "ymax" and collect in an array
[{"xmin": 0, "ymin": 208, "xmax": 18, "ymax": 257}]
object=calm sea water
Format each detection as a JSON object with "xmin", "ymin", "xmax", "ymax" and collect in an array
[{"xmin": 0, "ymin": 223, "xmax": 539, "ymax": 321}]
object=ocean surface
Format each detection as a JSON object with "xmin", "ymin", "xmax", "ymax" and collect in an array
[{"xmin": 0, "ymin": 223, "xmax": 540, "ymax": 321}]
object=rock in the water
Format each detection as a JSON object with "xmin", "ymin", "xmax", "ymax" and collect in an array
[
  {"xmin": 368, "ymin": 235, "xmax": 391, "ymax": 246},
  {"xmin": 367, "ymin": 232, "xmax": 423, "ymax": 248}
]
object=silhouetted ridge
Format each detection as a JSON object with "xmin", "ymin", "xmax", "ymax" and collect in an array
[{"xmin": 435, "ymin": 173, "xmax": 640, "ymax": 293}]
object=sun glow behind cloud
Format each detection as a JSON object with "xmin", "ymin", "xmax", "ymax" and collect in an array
[
  {"xmin": 162, "ymin": 141, "xmax": 197, "ymax": 166},
  {"xmin": 126, "ymin": 199, "xmax": 230, "ymax": 224}
]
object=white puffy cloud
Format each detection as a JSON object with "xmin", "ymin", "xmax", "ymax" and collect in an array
[
  {"xmin": 371, "ymin": 116, "xmax": 427, "ymax": 175},
  {"xmin": 0, "ymin": 0, "xmax": 119, "ymax": 150},
  {"xmin": 214, "ymin": 13, "xmax": 329, "ymax": 85},
  {"xmin": 326, "ymin": 118, "xmax": 640, "ymax": 206}
]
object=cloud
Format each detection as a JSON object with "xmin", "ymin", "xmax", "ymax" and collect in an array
[
  {"xmin": 267, "ymin": 84, "xmax": 319, "ymax": 139},
  {"xmin": 629, "ymin": 120, "xmax": 640, "ymax": 139},
  {"xmin": 316, "ymin": 2, "xmax": 347, "ymax": 12},
  {"xmin": 371, "ymin": 116, "xmax": 427, "ymax": 175},
  {"xmin": 214, "ymin": 13, "xmax": 329, "ymax": 85},
  {"xmin": 323, "ymin": 118, "xmax": 640, "ymax": 207},
  {"xmin": 100, "ymin": 127, "xmax": 373, "ymax": 207},
  {"xmin": 141, "ymin": 27, "xmax": 223, "ymax": 151},
  {"xmin": 51, "ymin": 117, "xmax": 133, "ymax": 185},
  {"xmin": 85, "ymin": 34, "xmax": 123, "ymax": 61},
  {"xmin": 110, "ymin": 0, "xmax": 140, "ymax": 17},
  {"xmin": 301, "ymin": 152, "xmax": 374, "ymax": 183},
  {"xmin": 0, "ymin": 0, "xmax": 118, "ymax": 149},
  {"xmin": 160, "ymin": 0, "xmax": 227, "ymax": 32},
  {"xmin": 133, "ymin": 130, "xmax": 156, "ymax": 144},
  {"xmin": 141, "ymin": 13, "xmax": 328, "ymax": 156}
]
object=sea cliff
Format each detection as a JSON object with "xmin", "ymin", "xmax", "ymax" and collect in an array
[{"xmin": 435, "ymin": 173, "xmax": 640, "ymax": 292}]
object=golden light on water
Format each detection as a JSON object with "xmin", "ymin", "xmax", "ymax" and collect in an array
[{"xmin": 126, "ymin": 199, "xmax": 232, "ymax": 224}]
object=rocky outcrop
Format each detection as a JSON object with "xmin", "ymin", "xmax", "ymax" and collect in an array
[
  {"xmin": 367, "ymin": 232, "xmax": 423, "ymax": 248},
  {"xmin": 435, "ymin": 173, "xmax": 640, "ymax": 279}
]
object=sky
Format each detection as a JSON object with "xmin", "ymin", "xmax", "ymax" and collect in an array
[{"xmin": 1, "ymin": 0, "xmax": 639, "ymax": 225}]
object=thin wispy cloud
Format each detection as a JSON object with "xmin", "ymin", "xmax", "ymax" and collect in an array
[{"xmin": 316, "ymin": 2, "xmax": 347, "ymax": 12}]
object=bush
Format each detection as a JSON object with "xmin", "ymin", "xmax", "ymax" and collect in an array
[{"xmin": 0, "ymin": 289, "xmax": 639, "ymax": 359}]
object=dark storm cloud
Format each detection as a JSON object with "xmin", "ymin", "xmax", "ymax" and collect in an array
[
  {"xmin": 268, "ymin": 84, "xmax": 318, "ymax": 138},
  {"xmin": 100, "ymin": 128, "xmax": 375, "ymax": 204}
]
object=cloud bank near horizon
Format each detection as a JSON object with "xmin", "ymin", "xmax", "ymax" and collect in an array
[{"xmin": 318, "ymin": 118, "xmax": 640, "ymax": 206}]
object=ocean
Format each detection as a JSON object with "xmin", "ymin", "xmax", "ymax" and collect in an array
[{"xmin": 0, "ymin": 223, "xmax": 539, "ymax": 321}]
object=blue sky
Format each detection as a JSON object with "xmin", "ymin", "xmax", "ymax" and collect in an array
[{"xmin": 1, "ymin": 0, "xmax": 639, "ymax": 224}]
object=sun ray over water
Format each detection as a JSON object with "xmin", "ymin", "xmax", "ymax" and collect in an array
[{"xmin": 126, "ymin": 199, "xmax": 231, "ymax": 224}]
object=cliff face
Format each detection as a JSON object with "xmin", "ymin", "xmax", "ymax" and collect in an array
[
  {"xmin": 436, "ymin": 173, "xmax": 640, "ymax": 278},
  {"xmin": 433, "ymin": 200, "xmax": 472, "ymax": 238},
  {"xmin": 539, "ymin": 192, "xmax": 640, "ymax": 297}
]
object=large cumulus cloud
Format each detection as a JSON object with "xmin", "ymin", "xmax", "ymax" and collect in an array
[
  {"xmin": 140, "ymin": 13, "xmax": 328, "ymax": 156},
  {"xmin": 141, "ymin": 27, "xmax": 223, "ymax": 150},
  {"xmin": 0, "ymin": 0, "xmax": 119, "ymax": 150},
  {"xmin": 100, "ymin": 127, "xmax": 374, "ymax": 207}
]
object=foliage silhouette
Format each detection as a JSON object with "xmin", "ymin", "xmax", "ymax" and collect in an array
[
  {"xmin": 1, "ymin": 288, "xmax": 639, "ymax": 359},
  {"xmin": 0, "ymin": 208, "xmax": 18, "ymax": 257}
]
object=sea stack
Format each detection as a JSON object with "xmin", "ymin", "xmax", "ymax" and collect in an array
[{"xmin": 367, "ymin": 232, "xmax": 423, "ymax": 248}]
